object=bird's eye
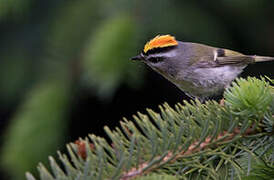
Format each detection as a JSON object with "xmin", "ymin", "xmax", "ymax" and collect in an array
[{"xmin": 148, "ymin": 57, "xmax": 163, "ymax": 63}]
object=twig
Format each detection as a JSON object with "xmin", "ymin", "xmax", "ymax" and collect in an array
[{"xmin": 120, "ymin": 126, "xmax": 258, "ymax": 180}]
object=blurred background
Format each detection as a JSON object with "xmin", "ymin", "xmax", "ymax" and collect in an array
[{"xmin": 0, "ymin": 0, "xmax": 273, "ymax": 179}]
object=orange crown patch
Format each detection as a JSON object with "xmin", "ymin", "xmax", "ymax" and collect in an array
[{"xmin": 143, "ymin": 35, "xmax": 178, "ymax": 53}]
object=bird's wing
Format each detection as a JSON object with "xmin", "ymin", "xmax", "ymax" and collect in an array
[
  {"xmin": 215, "ymin": 48, "xmax": 255, "ymax": 65},
  {"xmin": 216, "ymin": 56, "xmax": 254, "ymax": 65},
  {"xmin": 191, "ymin": 48, "xmax": 254, "ymax": 68}
]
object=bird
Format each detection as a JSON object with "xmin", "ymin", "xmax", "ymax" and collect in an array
[{"xmin": 131, "ymin": 35, "xmax": 274, "ymax": 100}]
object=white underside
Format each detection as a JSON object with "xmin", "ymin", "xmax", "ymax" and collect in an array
[{"xmin": 176, "ymin": 65, "xmax": 245, "ymax": 99}]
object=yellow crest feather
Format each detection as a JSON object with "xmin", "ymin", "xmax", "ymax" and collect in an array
[{"xmin": 143, "ymin": 35, "xmax": 178, "ymax": 53}]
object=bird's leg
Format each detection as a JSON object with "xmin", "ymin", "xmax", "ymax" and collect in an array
[{"xmin": 219, "ymin": 98, "xmax": 225, "ymax": 106}]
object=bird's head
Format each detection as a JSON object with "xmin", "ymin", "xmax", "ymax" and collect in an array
[{"xmin": 131, "ymin": 34, "xmax": 182, "ymax": 79}]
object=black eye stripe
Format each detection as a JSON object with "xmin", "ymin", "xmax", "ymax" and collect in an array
[{"xmin": 148, "ymin": 57, "xmax": 164, "ymax": 63}]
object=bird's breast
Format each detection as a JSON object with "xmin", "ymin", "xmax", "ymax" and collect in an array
[{"xmin": 174, "ymin": 65, "xmax": 245, "ymax": 98}]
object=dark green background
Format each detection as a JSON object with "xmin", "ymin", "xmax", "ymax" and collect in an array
[{"xmin": 0, "ymin": 0, "xmax": 273, "ymax": 179}]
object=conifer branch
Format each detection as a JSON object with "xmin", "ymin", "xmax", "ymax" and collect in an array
[
  {"xmin": 26, "ymin": 77, "xmax": 274, "ymax": 180},
  {"xmin": 120, "ymin": 121, "xmax": 261, "ymax": 179}
]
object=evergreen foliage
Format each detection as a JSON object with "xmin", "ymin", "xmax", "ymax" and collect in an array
[
  {"xmin": 1, "ymin": 1, "xmax": 273, "ymax": 179},
  {"xmin": 26, "ymin": 77, "xmax": 274, "ymax": 179}
]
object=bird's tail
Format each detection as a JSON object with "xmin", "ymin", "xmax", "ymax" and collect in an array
[{"xmin": 253, "ymin": 55, "xmax": 274, "ymax": 63}]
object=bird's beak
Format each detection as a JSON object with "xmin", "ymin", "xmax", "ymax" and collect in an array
[{"xmin": 130, "ymin": 54, "xmax": 143, "ymax": 61}]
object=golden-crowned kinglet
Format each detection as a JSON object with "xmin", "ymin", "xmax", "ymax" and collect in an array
[{"xmin": 131, "ymin": 35, "xmax": 274, "ymax": 100}]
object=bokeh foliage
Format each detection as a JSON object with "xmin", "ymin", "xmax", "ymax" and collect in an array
[
  {"xmin": 0, "ymin": 0, "xmax": 273, "ymax": 179},
  {"xmin": 1, "ymin": 75, "xmax": 71, "ymax": 179},
  {"xmin": 83, "ymin": 15, "xmax": 143, "ymax": 98}
]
